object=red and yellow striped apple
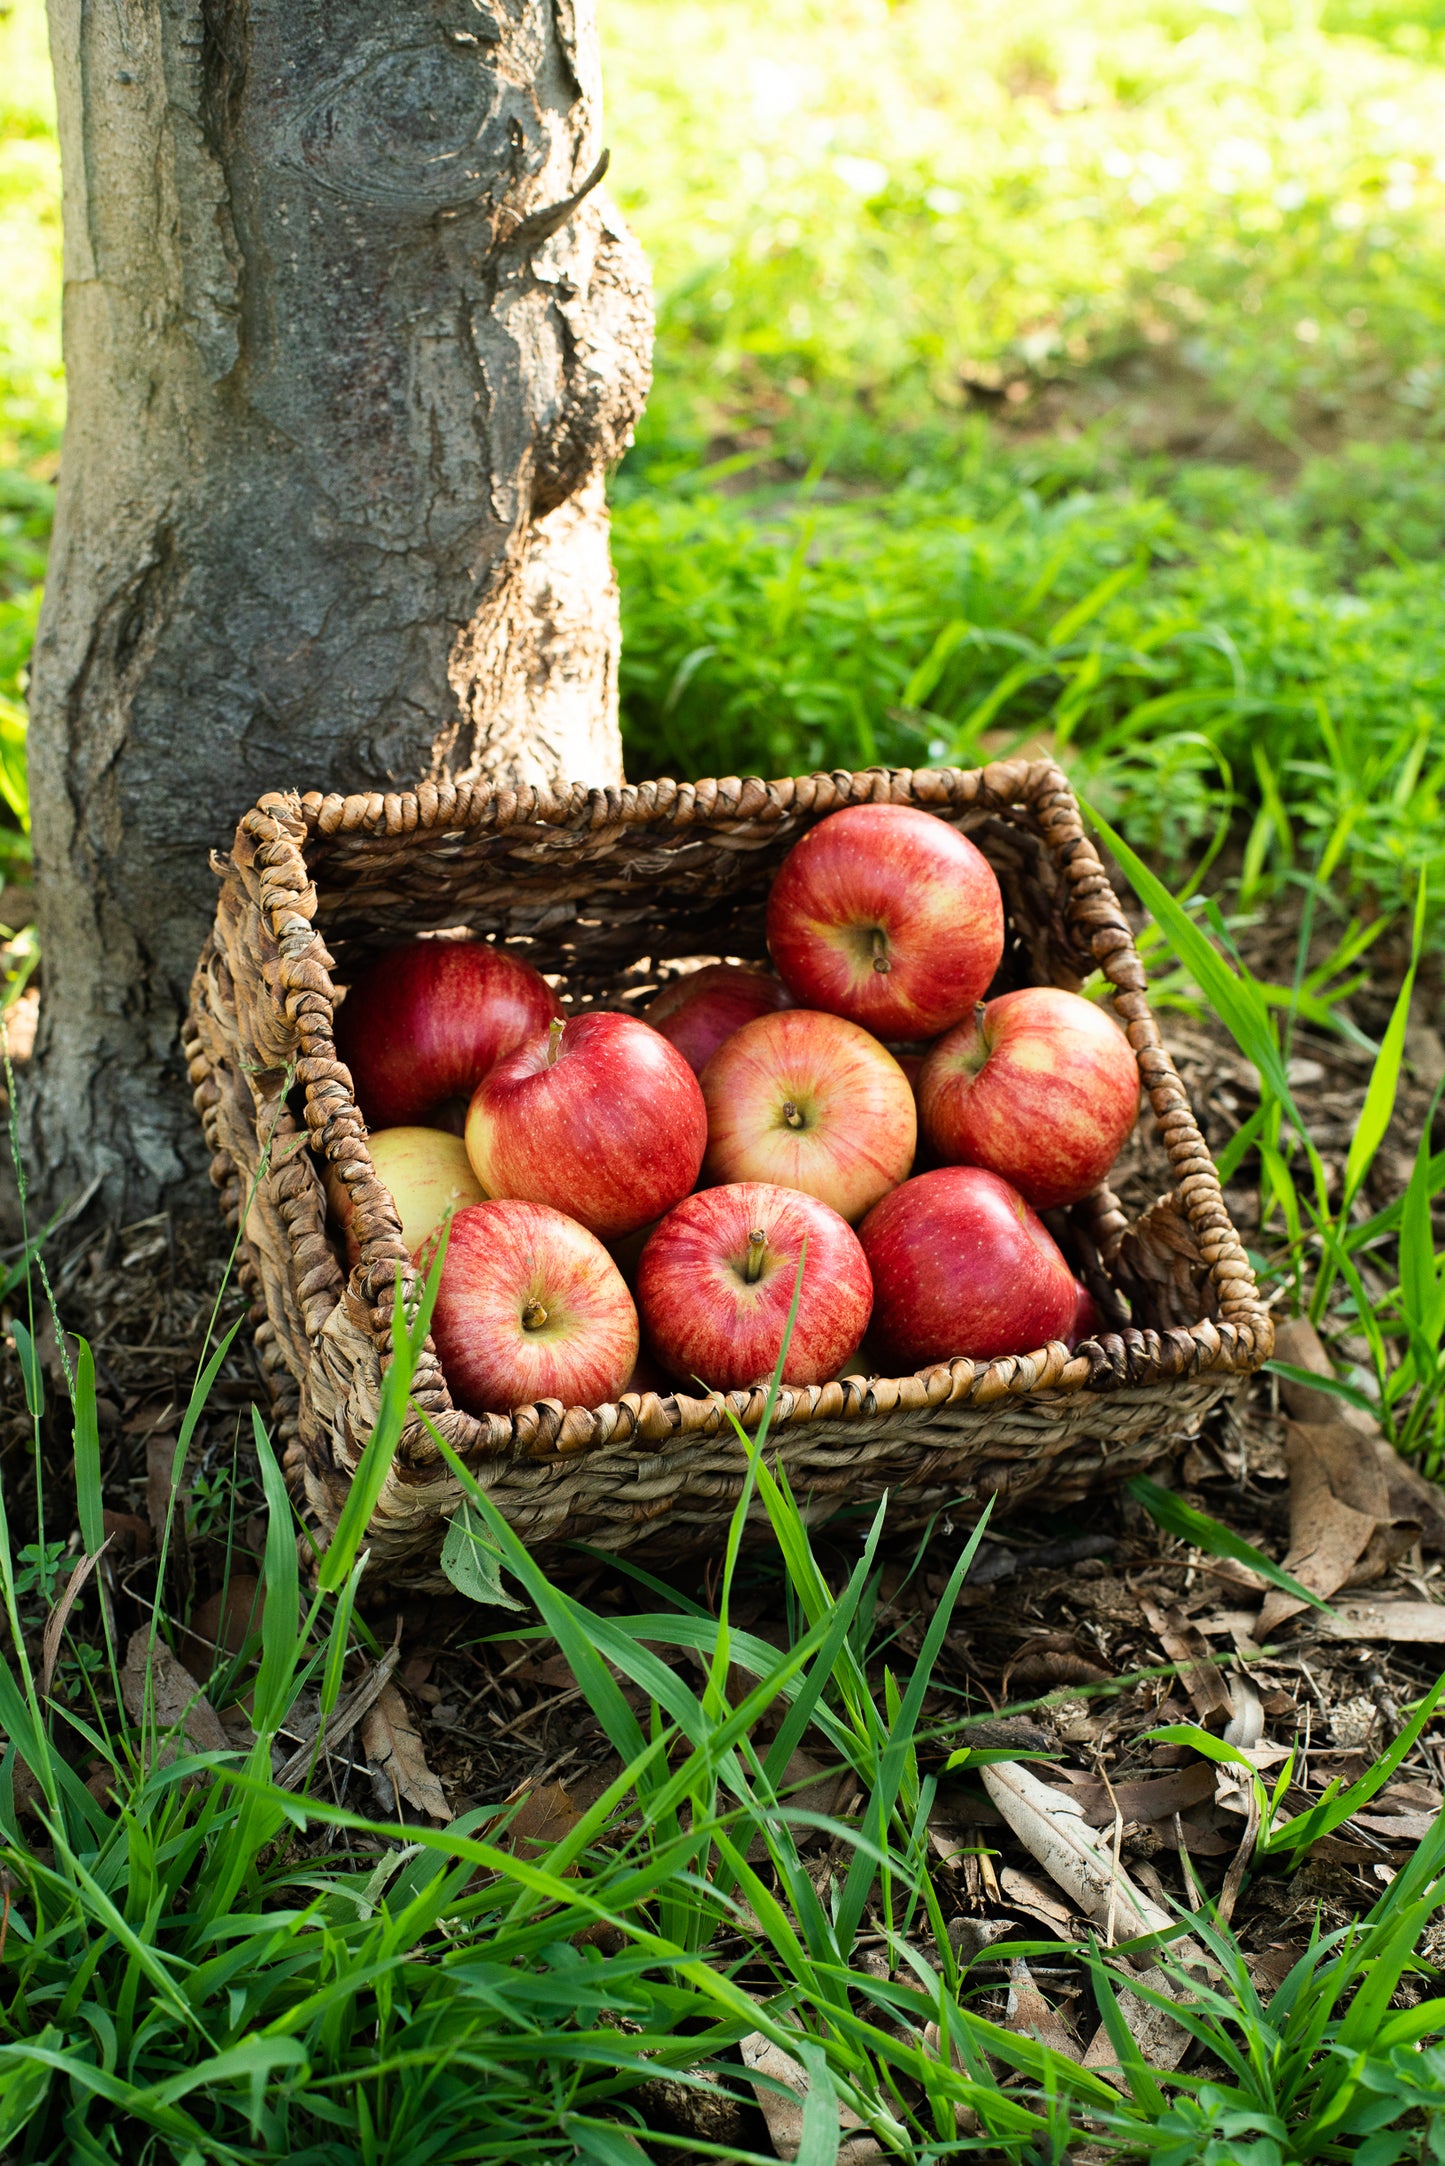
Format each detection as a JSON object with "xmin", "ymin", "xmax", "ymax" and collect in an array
[
  {"xmin": 919, "ymin": 987, "xmax": 1138, "ymax": 1210},
  {"xmin": 466, "ymin": 1012, "xmax": 707, "ymax": 1239},
  {"xmin": 765, "ymin": 805, "xmax": 1004, "ymax": 1039},
  {"xmin": 699, "ymin": 1007, "xmax": 916, "ymax": 1223},
  {"xmin": 643, "ymin": 963, "xmax": 792, "ymax": 1075},
  {"xmin": 423, "ymin": 1199, "xmax": 638, "ymax": 1416},
  {"xmin": 337, "ymin": 939, "xmax": 558, "ymax": 1127},
  {"xmin": 638, "ymin": 1181, "xmax": 872, "ymax": 1391}
]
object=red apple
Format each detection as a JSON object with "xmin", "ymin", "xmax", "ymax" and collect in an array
[
  {"xmin": 700, "ymin": 1008, "xmax": 916, "ymax": 1224},
  {"xmin": 765, "ymin": 805, "xmax": 1004, "ymax": 1039},
  {"xmin": 858, "ymin": 1166, "xmax": 1077, "ymax": 1371},
  {"xmin": 423, "ymin": 1200, "xmax": 638, "ymax": 1416},
  {"xmin": 327, "ymin": 1126, "xmax": 485, "ymax": 1265},
  {"xmin": 919, "ymin": 987, "xmax": 1139, "ymax": 1210},
  {"xmin": 1070, "ymin": 1278, "xmax": 1106, "ymax": 1347},
  {"xmin": 465, "ymin": 1011, "xmax": 708, "ymax": 1239},
  {"xmin": 337, "ymin": 939, "xmax": 559, "ymax": 1127},
  {"xmin": 643, "ymin": 964, "xmax": 792, "ymax": 1075},
  {"xmin": 638, "ymin": 1182, "xmax": 872, "ymax": 1392}
]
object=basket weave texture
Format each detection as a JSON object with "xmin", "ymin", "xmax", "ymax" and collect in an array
[{"xmin": 185, "ymin": 761, "xmax": 1272, "ymax": 1587}]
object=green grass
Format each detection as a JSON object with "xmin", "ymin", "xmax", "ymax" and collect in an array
[
  {"xmin": 4, "ymin": 1161, "xmax": 1445, "ymax": 2162},
  {"xmin": 603, "ymin": 0, "xmax": 1445, "ymax": 467},
  {"xmin": 595, "ymin": 0, "xmax": 1445, "ymax": 935},
  {"xmin": 611, "ymin": 441, "xmax": 1445, "ymax": 924}
]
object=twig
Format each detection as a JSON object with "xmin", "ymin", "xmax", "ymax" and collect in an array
[
  {"xmin": 273, "ymin": 1645, "xmax": 402, "ymax": 1791},
  {"xmin": 1215, "ymin": 1783, "xmax": 1261, "ymax": 1930},
  {"xmin": 488, "ymin": 1683, "xmax": 585, "ymax": 1740}
]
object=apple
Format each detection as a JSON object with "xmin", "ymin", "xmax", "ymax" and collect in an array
[
  {"xmin": 858, "ymin": 1165, "xmax": 1077, "ymax": 1371},
  {"xmin": 1070, "ymin": 1278, "xmax": 1106, "ymax": 1347},
  {"xmin": 466, "ymin": 1011, "xmax": 708, "ymax": 1240},
  {"xmin": 765, "ymin": 804, "xmax": 1004, "ymax": 1039},
  {"xmin": 643, "ymin": 963, "xmax": 792, "ymax": 1074},
  {"xmin": 918, "ymin": 987, "xmax": 1139, "ymax": 1210},
  {"xmin": 423, "ymin": 1199, "xmax": 638, "ymax": 1417},
  {"xmin": 638, "ymin": 1182, "xmax": 873, "ymax": 1392},
  {"xmin": 336, "ymin": 938, "xmax": 559, "ymax": 1127},
  {"xmin": 327, "ymin": 1126, "xmax": 485, "ymax": 1265},
  {"xmin": 700, "ymin": 1008, "xmax": 916, "ymax": 1223}
]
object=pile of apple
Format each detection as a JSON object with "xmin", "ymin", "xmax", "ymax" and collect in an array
[{"xmin": 329, "ymin": 805, "xmax": 1139, "ymax": 1418}]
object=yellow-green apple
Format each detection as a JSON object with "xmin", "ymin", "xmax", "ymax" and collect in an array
[
  {"xmin": 337, "ymin": 938, "xmax": 558, "ymax": 1127},
  {"xmin": 700, "ymin": 1008, "xmax": 915, "ymax": 1223},
  {"xmin": 638, "ymin": 1181, "xmax": 872, "ymax": 1391},
  {"xmin": 643, "ymin": 963, "xmax": 792, "ymax": 1074},
  {"xmin": 765, "ymin": 805, "xmax": 1004, "ymax": 1038},
  {"xmin": 422, "ymin": 1199, "xmax": 638, "ymax": 1416},
  {"xmin": 327, "ymin": 1126, "xmax": 484, "ymax": 1265},
  {"xmin": 919, "ymin": 987, "xmax": 1138, "ymax": 1209},
  {"xmin": 858, "ymin": 1165, "xmax": 1077, "ymax": 1370},
  {"xmin": 466, "ymin": 1012, "xmax": 708, "ymax": 1239}
]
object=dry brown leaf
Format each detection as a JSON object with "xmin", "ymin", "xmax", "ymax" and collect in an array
[
  {"xmin": 145, "ymin": 1435, "xmax": 186, "ymax": 1538},
  {"xmin": 179, "ymin": 1576, "xmax": 266, "ymax": 1683},
  {"xmin": 1137, "ymin": 1598, "xmax": 1235, "ymax": 1722},
  {"xmin": 40, "ymin": 1542, "xmax": 111, "ymax": 1699},
  {"xmin": 738, "ymin": 2033, "xmax": 884, "ymax": 2165},
  {"xmin": 1273, "ymin": 1317, "xmax": 1445, "ymax": 1553},
  {"xmin": 1350, "ymin": 1808, "xmax": 1439, "ymax": 1842},
  {"xmin": 121, "ymin": 1627, "xmax": 229, "ymax": 1755},
  {"xmin": 1064, "ymin": 1762, "xmax": 1218, "ymax": 1830},
  {"xmin": 505, "ymin": 1781, "xmax": 580, "ymax": 1854},
  {"xmin": 1007, "ymin": 1955, "xmax": 1082, "ymax": 2061},
  {"xmin": 360, "ymin": 1681, "xmax": 452, "ymax": 1822},
  {"xmin": 1259, "ymin": 1423, "xmax": 1390, "ymax": 1635},
  {"xmin": 999, "ymin": 1865, "xmax": 1076, "ymax": 1927},
  {"xmin": 1309, "ymin": 1596, "xmax": 1445, "ymax": 1643}
]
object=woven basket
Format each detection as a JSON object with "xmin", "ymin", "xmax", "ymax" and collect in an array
[{"xmin": 185, "ymin": 760, "xmax": 1271, "ymax": 1588}]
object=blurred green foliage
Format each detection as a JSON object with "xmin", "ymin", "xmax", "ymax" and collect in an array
[
  {"xmin": 0, "ymin": 0, "xmax": 59, "ymax": 880},
  {"xmin": 5, "ymin": 0, "xmax": 1445, "ymax": 929},
  {"xmin": 598, "ymin": 0, "xmax": 1445, "ymax": 930}
]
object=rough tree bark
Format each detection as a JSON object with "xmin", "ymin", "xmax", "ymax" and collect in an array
[{"xmin": 26, "ymin": 0, "xmax": 652, "ymax": 1216}]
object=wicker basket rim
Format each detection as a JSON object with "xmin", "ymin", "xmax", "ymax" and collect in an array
[{"xmin": 219, "ymin": 756, "xmax": 1272, "ymax": 1468}]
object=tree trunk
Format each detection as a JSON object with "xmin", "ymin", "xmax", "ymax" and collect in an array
[{"xmin": 26, "ymin": 0, "xmax": 651, "ymax": 1217}]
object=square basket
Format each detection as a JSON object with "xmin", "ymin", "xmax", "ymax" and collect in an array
[{"xmin": 185, "ymin": 760, "xmax": 1272, "ymax": 1588}]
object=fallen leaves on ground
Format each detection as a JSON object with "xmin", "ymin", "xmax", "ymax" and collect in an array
[{"xmin": 360, "ymin": 1680, "xmax": 452, "ymax": 1823}]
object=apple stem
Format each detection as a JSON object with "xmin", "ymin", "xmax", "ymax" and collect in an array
[
  {"xmin": 522, "ymin": 1298, "xmax": 549, "ymax": 1330},
  {"xmin": 782, "ymin": 1100, "xmax": 806, "ymax": 1130},
  {"xmin": 745, "ymin": 1229, "xmax": 767, "ymax": 1283},
  {"xmin": 870, "ymin": 927, "xmax": 891, "ymax": 975},
  {"xmin": 546, "ymin": 1016, "xmax": 565, "ymax": 1066}
]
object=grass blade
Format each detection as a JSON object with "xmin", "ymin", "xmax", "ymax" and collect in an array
[
  {"xmin": 249, "ymin": 1407, "xmax": 302, "ymax": 1735},
  {"xmin": 318, "ymin": 1240, "xmax": 446, "ymax": 1594},
  {"xmin": 1126, "ymin": 1475, "xmax": 1330, "ymax": 1612},
  {"xmin": 71, "ymin": 1336, "xmax": 103, "ymax": 1558},
  {"xmin": 1342, "ymin": 874, "xmax": 1426, "ymax": 1211}
]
